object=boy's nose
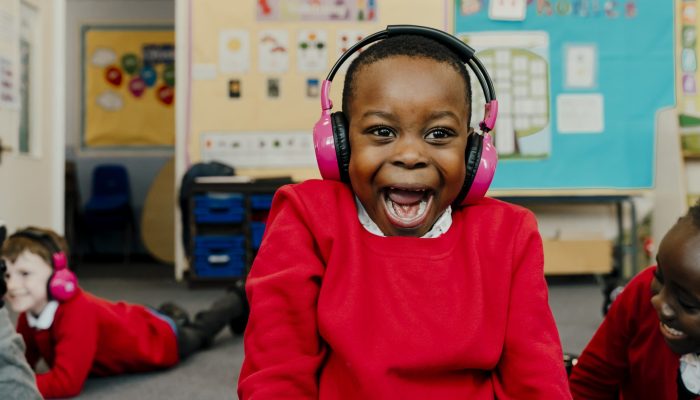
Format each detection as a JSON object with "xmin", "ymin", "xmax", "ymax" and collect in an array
[{"xmin": 391, "ymin": 137, "xmax": 428, "ymax": 169}]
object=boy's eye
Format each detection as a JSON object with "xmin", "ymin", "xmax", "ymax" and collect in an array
[
  {"xmin": 653, "ymin": 268, "xmax": 664, "ymax": 284},
  {"xmin": 425, "ymin": 128, "xmax": 454, "ymax": 140},
  {"xmin": 369, "ymin": 126, "xmax": 395, "ymax": 138}
]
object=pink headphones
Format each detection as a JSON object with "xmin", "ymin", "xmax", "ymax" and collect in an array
[
  {"xmin": 11, "ymin": 229, "xmax": 78, "ymax": 302},
  {"xmin": 313, "ymin": 25, "xmax": 498, "ymax": 205}
]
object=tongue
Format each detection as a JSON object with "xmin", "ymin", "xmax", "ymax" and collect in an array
[{"xmin": 387, "ymin": 189, "xmax": 424, "ymax": 205}]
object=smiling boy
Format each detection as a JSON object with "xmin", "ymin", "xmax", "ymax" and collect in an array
[
  {"xmin": 570, "ymin": 200, "xmax": 700, "ymax": 399},
  {"xmin": 3, "ymin": 227, "xmax": 242, "ymax": 398},
  {"xmin": 238, "ymin": 31, "xmax": 570, "ymax": 399}
]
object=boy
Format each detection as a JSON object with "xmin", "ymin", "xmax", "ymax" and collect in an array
[
  {"xmin": 2, "ymin": 227, "xmax": 242, "ymax": 399},
  {"xmin": 570, "ymin": 200, "xmax": 700, "ymax": 399},
  {"xmin": 238, "ymin": 30, "xmax": 570, "ymax": 398}
]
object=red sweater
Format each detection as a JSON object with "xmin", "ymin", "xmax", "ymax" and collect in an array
[
  {"xmin": 239, "ymin": 180, "xmax": 570, "ymax": 399},
  {"xmin": 17, "ymin": 289, "xmax": 179, "ymax": 398},
  {"xmin": 570, "ymin": 266, "xmax": 700, "ymax": 399}
]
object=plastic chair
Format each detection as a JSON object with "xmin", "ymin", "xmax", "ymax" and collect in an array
[{"xmin": 83, "ymin": 164, "xmax": 135, "ymax": 262}]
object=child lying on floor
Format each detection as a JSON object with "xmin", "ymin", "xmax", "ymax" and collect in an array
[{"xmin": 2, "ymin": 226, "xmax": 242, "ymax": 399}]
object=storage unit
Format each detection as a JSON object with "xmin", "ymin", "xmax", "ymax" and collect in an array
[{"xmin": 186, "ymin": 177, "xmax": 292, "ymax": 286}]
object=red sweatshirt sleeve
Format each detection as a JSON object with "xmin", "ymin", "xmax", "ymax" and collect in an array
[
  {"xmin": 238, "ymin": 186, "xmax": 327, "ymax": 399},
  {"xmin": 16, "ymin": 314, "xmax": 40, "ymax": 369},
  {"xmin": 493, "ymin": 211, "xmax": 572, "ymax": 399},
  {"xmin": 37, "ymin": 299, "xmax": 99, "ymax": 398},
  {"xmin": 568, "ymin": 269, "xmax": 643, "ymax": 399}
]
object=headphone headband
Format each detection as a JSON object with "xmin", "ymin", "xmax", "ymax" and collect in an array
[
  {"xmin": 11, "ymin": 230, "xmax": 62, "ymax": 256},
  {"xmin": 321, "ymin": 25, "xmax": 497, "ymax": 130}
]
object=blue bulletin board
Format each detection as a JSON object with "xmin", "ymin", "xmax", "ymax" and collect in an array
[{"xmin": 455, "ymin": 1, "xmax": 674, "ymax": 190}]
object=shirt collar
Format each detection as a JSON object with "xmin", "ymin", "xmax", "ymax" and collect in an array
[
  {"xmin": 26, "ymin": 300, "xmax": 59, "ymax": 330},
  {"xmin": 355, "ymin": 196, "xmax": 452, "ymax": 238},
  {"xmin": 680, "ymin": 353, "xmax": 700, "ymax": 395}
]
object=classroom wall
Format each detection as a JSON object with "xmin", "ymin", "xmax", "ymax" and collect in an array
[
  {"xmin": 65, "ymin": 0, "xmax": 174, "ymax": 252},
  {"xmin": 174, "ymin": 0, "xmax": 678, "ymax": 279}
]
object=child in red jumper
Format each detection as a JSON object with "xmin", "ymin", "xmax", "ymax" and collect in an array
[
  {"xmin": 2, "ymin": 227, "xmax": 242, "ymax": 399},
  {"xmin": 570, "ymin": 200, "xmax": 700, "ymax": 399},
  {"xmin": 238, "ymin": 28, "xmax": 570, "ymax": 399}
]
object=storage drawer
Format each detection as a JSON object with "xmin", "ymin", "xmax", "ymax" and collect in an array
[
  {"xmin": 193, "ymin": 193, "xmax": 244, "ymax": 223},
  {"xmin": 193, "ymin": 235, "xmax": 246, "ymax": 277},
  {"xmin": 251, "ymin": 222, "xmax": 266, "ymax": 249},
  {"xmin": 250, "ymin": 194, "xmax": 274, "ymax": 210}
]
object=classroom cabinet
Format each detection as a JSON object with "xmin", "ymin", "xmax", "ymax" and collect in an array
[{"xmin": 186, "ymin": 177, "xmax": 291, "ymax": 286}]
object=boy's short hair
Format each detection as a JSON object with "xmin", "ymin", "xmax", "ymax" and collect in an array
[
  {"xmin": 691, "ymin": 199, "xmax": 700, "ymax": 229},
  {"xmin": 1, "ymin": 227, "xmax": 69, "ymax": 267},
  {"xmin": 341, "ymin": 34, "xmax": 472, "ymax": 123}
]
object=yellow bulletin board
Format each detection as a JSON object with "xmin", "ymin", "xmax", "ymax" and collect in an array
[
  {"xmin": 186, "ymin": 0, "xmax": 449, "ymax": 181},
  {"xmin": 82, "ymin": 25, "xmax": 175, "ymax": 148},
  {"xmin": 678, "ymin": 1, "xmax": 700, "ymax": 157}
]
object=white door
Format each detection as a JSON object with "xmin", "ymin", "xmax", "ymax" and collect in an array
[{"xmin": 0, "ymin": 0, "xmax": 64, "ymax": 235}]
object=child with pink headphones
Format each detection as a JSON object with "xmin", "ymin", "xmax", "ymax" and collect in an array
[
  {"xmin": 238, "ymin": 25, "xmax": 570, "ymax": 399},
  {"xmin": 2, "ymin": 226, "xmax": 243, "ymax": 399}
]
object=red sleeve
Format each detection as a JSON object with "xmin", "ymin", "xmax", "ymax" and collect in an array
[
  {"xmin": 37, "ymin": 299, "xmax": 99, "ymax": 398},
  {"xmin": 493, "ymin": 211, "xmax": 572, "ymax": 399},
  {"xmin": 238, "ymin": 186, "xmax": 327, "ymax": 399},
  {"xmin": 16, "ymin": 314, "xmax": 40, "ymax": 369},
  {"xmin": 568, "ymin": 268, "xmax": 648, "ymax": 399}
]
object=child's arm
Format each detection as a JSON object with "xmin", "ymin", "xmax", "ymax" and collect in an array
[
  {"xmin": 492, "ymin": 211, "xmax": 572, "ymax": 399},
  {"xmin": 36, "ymin": 301, "xmax": 99, "ymax": 398},
  {"xmin": 568, "ymin": 272, "xmax": 639, "ymax": 399},
  {"xmin": 238, "ymin": 186, "xmax": 327, "ymax": 399},
  {"xmin": 16, "ymin": 313, "xmax": 40, "ymax": 369},
  {"xmin": 0, "ymin": 308, "xmax": 42, "ymax": 400}
]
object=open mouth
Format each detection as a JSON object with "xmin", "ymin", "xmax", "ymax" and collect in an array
[
  {"xmin": 660, "ymin": 321, "xmax": 688, "ymax": 340},
  {"xmin": 382, "ymin": 187, "xmax": 434, "ymax": 229}
]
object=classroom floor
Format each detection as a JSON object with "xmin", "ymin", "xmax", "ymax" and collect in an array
[{"xmin": 10, "ymin": 262, "xmax": 605, "ymax": 399}]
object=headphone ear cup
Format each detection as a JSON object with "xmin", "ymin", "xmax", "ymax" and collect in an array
[
  {"xmin": 48, "ymin": 265, "xmax": 78, "ymax": 302},
  {"xmin": 458, "ymin": 132, "xmax": 498, "ymax": 206},
  {"xmin": 331, "ymin": 112, "xmax": 351, "ymax": 183},
  {"xmin": 453, "ymin": 133, "xmax": 483, "ymax": 206}
]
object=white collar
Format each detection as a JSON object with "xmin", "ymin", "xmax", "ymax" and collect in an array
[
  {"xmin": 680, "ymin": 353, "xmax": 700, "ymax": 394},
  {"xmin": 26, "ymin": 301, "xmax": 59, "ymax": 330},
  {"xmin": 355, "ymin": 196, "xmax": 452, "ymax": 238}
]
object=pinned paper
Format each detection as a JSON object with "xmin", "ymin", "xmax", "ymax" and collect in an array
[
  {"xmin": 557, "ymin": 94, "xmax": 604, "ymax": 134},
  {"xmin": 297, "ymin": 30, "xmax": 327, "ymax": 72},
  {"xmin": 564, "ymin": 44, "xmax": 597, "ymax": 89},
  {"xmin": 259, "ymin": 30, "xmax": 289, "ymax": 73},
  {"xmin": 219, "ymin": 30, "xmax": 250, "ymax": 73},
  {"xmin": 489, "ymin": 0, "xmax": 527, "ymax": 21}
]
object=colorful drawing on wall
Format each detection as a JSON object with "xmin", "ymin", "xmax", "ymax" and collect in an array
[
  {"xmin": 258, "ymin": 30, "xmax": 289, "ymax": 73},
  {"xmin": 460, "ymin": 31, "xmax": 551, "ymax": 160},
  {"xmin": 678, "ymin": 0, "xmax": 700, "ymax": 157},
  {"xmin": 336, "ymin": 30, "xmax": 365, "ymax": 73},
  {"xmin": 219, "ymin": 30, "xmax": 250, "ymax": 73},
  {"xmin": 257, "ymin": 0, "xmax": 377, "ymax": 21},
  {"xmin": 297, "ymin": 30, "xmax": 327, "ymax": 72},
  {"xmin": 82, "ymin": 25, "xmax": 175, "ymax": 148}
]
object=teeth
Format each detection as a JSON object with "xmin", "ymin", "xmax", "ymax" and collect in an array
[
  {"xmin": 385, "ymin": 197, "xmax": 427, "ymax": 220},
  {"xmin": 664, "ymin": 323, "xmax": 685, "ymax": 337}
]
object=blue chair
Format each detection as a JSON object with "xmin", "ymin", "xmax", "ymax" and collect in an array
[{"xmin": 83, "ymin": 164, "xmax": 135, "ymax": 261}]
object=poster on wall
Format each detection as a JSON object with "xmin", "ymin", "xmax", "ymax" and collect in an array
[
  {"xmin": 257, "ymin": 0, "xmax": 377, "ymax": 21},
  {"xmin": 258, "ymin": 29, "xmax": 289, "ymax": 73},
  {"xmin": 460, "ymin": 31, "xmax": 551, "ymax": 160},
  {"xmin": 297, "ymin": 29, "xmax": 327, "ymax": 72},
  {"xmin": 18, "ymin": 1, "xmax": 38, "ymax": 155},
  {"xmin": 678, "ymin": 0, "xmax": 700, "ymax": 157},
  {"xmin": 82, "ymin": 25, "xmax": 175, "ymax": 148},
  {"xmin": 455, "ymin": 0, "xmax": 674, "ymax": 191}
]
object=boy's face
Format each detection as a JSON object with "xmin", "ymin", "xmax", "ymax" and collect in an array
[
  {"xmin": 650, "ymin": 217, "xmax": 700, "ymax": 354},
  {"xmin": 346, "ymin": 56, "xmax": 470, "ymax": 237},
  {"xmin": 3, "ymin": 250, "xmax": 52, "ymax": 315}
]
